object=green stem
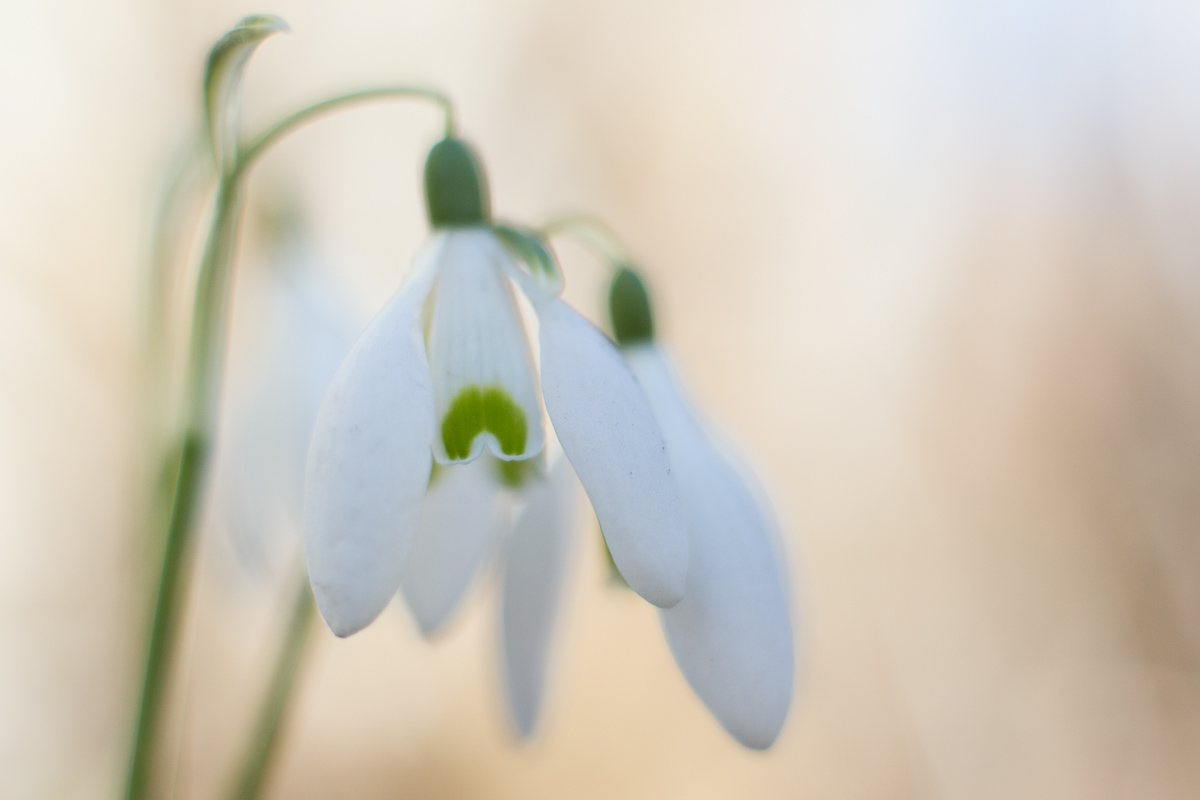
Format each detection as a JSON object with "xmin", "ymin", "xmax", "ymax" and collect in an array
[
  {"xmin": 127, "ymin": 178, "xmax": 247, "ymax": 800},
  {"xmin": 238, "ymin": 86, "xmax": 456, "ymax": 175},
  {"xmin": 227, "ymin": 579, "xmax": 316, "ymax": 800},
  {"xmin": 146, "ymin": 138, "xmax": 206, "ymax": 405},
  {"xmin": 539, "ymin": 215, "xmax": 633, "ymax": 267},
  {"xmin": 128, "ymin": 83, "xmax": 457, "ymax": 800},
  {"xmin": 126, "ymin": 433, "xmax": 209, "ymax": 800}
]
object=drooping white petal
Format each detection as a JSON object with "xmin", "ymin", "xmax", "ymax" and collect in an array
[
  {"xmin": 425, "ymin": 229, "xmax": 545, "ymax": 465},
  {"xmin": 303, "ymin": 240, "xmax": 444, "ymax": 637},
  {"xmin": 535, "ymin": 299, "xmax": 688, "ymax": 608},
  {"xmin": 399, "ymin": 457, "xmax": 508, "ymax": 636},
  {"xmin": 499, "ymin": 458, "xmax": 579, "ymax": 737},
  {"xmin": 624, "ymin": 344, "xmax": 794, "ymax": 749}
]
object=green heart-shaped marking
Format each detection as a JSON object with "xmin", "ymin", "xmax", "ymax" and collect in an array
[{"xmin": 441, "ymin": 384, "xmax": 527, "ymax": 460}]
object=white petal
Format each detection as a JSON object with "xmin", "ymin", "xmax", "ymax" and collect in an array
[
  {"xmin": 499, "ymin": 458, "xmax": 579, "ymax": 737},
  {"xmin": 426, "ymin": 229, "xmax": 545, "ymax": 464},
  {"xmin": 624, "ymin": 344, "xmax": 794, "ymax": 749},
  {"xmin": 536, "ymin": 299, "xmax": 688, "ymax": 608},
  {"xmin": 303, "ymin": 241, "xmax": 443, "ymax": 637},
  {"xmin": 399, "ymin": 457, "xmax": 508, "ymax": 636}
]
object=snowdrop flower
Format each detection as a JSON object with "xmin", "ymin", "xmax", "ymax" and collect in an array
[
  {"xmin": 610, "ymin": 267, "xmax": 795, "ymax": 750},
  {"xmin": 303, "ymin": 138, "xmax": 688, "ymax": 637}
]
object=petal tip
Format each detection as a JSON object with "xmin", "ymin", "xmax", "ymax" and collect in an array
[
  {"xmin": 310, "ymin": 579, "xmax": 386, "ymax": 638},
  {"xmin": 321, "ymin": 610, "xmax": 368, "ymax": 639}
]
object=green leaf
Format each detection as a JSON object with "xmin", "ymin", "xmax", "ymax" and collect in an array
[
  {"xmin": 494, "ymin": 223, "xmax": 564, "ymax": 296},
  {"xmin": 204, "ymin": 14, "xmax": 289, "ymax": 173}
]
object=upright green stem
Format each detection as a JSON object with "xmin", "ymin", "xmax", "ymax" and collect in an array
[
  {"xmin": 128, "ymin": 84, "xmax": 456, "ymax": 800},
  {"xmin": 227, "ymin": 579, "xmax": 316, "ymax": 800},
  {"xmin": 127, "ymin": 177, "xmax": 248, "ymax": 800}
]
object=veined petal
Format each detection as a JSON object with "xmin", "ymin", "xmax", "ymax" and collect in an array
[
  {"xmin": 624, "ymin": 344, "xmax": 794, "ymax": 750},
  {"xmin": 536, "ymin": 299, "xmax": 688, "ymax": 608},
  {"xmin": 426, "ymin": 229, "xmax": 545, "ymax": 465},
  {"xmin": 399, "ymin": 457, "xmax": 508, "ymax": 636},
  {"xmin": 499, "ymin": 458, "xmax": 579, "ymax": 737},
  {"xmin": 303, "ymin": 243, "xmax": 443, "ymax": 637}
]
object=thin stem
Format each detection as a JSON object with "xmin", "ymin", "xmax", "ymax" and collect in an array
[
  {"xmin": 146, "ymin": 137, "xmax": 207, "ymax": 400},
  {"xmin": 540, "ymin": 215, "xmax": 633, "ymax": 268},
  {"xmin": 227, "ymin": 578, "xmax": 316, "ymax": 800},
  {"xmin": 238, "ymin": 86, "xmax": 456, "ymax": 176},
  {"xmin": 127, "ymin": 179, "xmax": 247, "ymax": 800},
  {"xmin": 125, "ymin": 433, "xmax": 209, "ymax": 800},
  {"xmin": 129, "ymin": 82, "xmax": 454, "ymax": 800}
]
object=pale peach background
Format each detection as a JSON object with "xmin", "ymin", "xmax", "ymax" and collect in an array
[{"xmin": 3, "ymin": 1, "xmax": 1200, "ymax": 798}]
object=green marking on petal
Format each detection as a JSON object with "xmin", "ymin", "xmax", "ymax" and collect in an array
[
  {"xmin": 440, "ymin": 384, "xmax": 528, "ymax": 460},
  {"xmin": 427, "ymin": 461, "xmax": 444, "ymax": 488},
  {"xmin": 494, "ymin": 457, "xmax": 534, "ymax": 488}
]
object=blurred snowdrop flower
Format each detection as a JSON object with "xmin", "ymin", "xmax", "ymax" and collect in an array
[
  {"xmin": 304, "ymin": 138, "xmax": 688, "ymax": 637},
  {"xmin": 609, "ymin": 267, "xmax": 795, "ymax": 750},
  {"xmin": 222, "ymin": 220, "xmax": 356, "ymax": 574}
]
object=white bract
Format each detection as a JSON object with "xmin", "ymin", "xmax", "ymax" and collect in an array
[{"xmin": 303, "ymin": 138, "xmax": 688, "ymax": 638}]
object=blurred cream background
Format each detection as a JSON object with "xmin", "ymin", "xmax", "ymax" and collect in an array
[{"xmin": 4, "ymin": 0, "xmax": 1200, "ymax": 798}]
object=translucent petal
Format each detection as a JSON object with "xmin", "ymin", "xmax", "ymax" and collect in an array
[
  {"xmin": 224, "ymin": 255, "xmax": 357, "ymax": 575},
  {"xmin": 536, "ymin": 299, "xmax": 688, "ymax": 608},
  {"xmin": 303, "ymin": 243, "xmax": 443, "ymax": 637},
  {"xmin": 425, "ymin": 229, "xmax": 545, "ymax": 465},
  {"xmin": 499, "ymin": 458, "xmax": 579, "ymax": 737},
  {"xmin": 624, "ymin": 344, "xmax": 794, "ymax": 749},
  {"xmin": 399, "ymin": 457, "xmax": 508, "ymax": 636}
]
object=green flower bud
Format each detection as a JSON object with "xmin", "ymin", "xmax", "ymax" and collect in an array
[
  {"xmin": 608, "ymin": 266, "xmax": 655, "ymax": 346},
  {"xmin": 424, "ymin": 138, "xmax": 490, "ymax": 228}
]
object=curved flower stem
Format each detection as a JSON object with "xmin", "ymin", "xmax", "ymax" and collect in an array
[
  {"xmin": 227, "ymin": 577, "xmax": 316, "ymax": 800},
  {"xmin": 539, "ymin": 215, "xmax": 633, "ymax": 268},
  {"xmin": 238, "ymin": 86, "xmax": 456, "ymax": 174},
  {"xmin": 128, "ymin": 83, "xmax": 457, "ymax": 800}
]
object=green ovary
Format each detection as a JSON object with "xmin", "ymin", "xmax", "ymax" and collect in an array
[{"xmin": 441, "ymin": 384, "xmax": 528, "ymax": 460}]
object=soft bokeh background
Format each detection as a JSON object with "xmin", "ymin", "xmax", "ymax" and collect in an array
[{"xmin": 5, "ymin": 0, "xmax": 1200, "ymax": 797}]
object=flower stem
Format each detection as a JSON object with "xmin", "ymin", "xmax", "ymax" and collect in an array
[
  {"xmin": 238, "ymin": 86, "xmax": 456, "ymax": 175},
  {"xmin": 539, "ymin": 215, "xmax": 633, "ymax": 267},
  {"xmin": 127, "ymin": 177, "xmax": 247, "ymax": 800},
  {"xmin": 126, "ymin": 433, "xmax": 208, "ymax": 800},
  {"xmin": 227, "ymin": 578, "xmax": 316, "ymax": 800},
  {"xmin": 128, "ymin": 83, "xmax": 457, "ymax": 800}
]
